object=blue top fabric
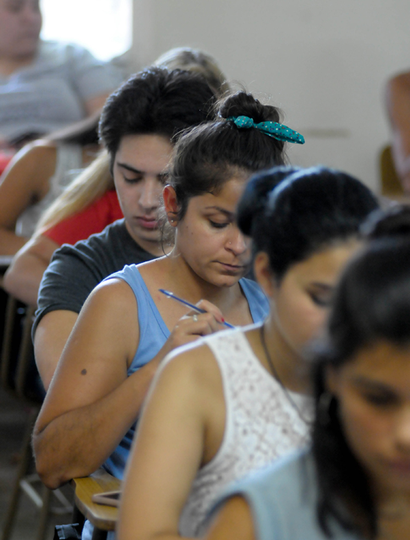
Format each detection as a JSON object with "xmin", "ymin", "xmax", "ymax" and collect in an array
[
  {"xmin": 102, "ymin": 264, "xmax": 269, "ymax": 479},
  {"xmin": 210, "ymin": 450, "xmax": 361, "ymax": 540}
]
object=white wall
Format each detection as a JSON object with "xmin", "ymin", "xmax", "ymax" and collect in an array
[{"xmin": 131, "ymin": 0, "xmax": 410, "ymax": 193}]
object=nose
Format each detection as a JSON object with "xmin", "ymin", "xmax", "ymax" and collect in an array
[
  {"xmin": 139, "ymin": 177, "xmax": 162, "ymax": 211},
  {"xmin": 395, "ymin": 407, "xmax": 410, "ymax": 453},
  {"xmin": 226, "ymin": 227, "xmax": 249, "ymax": 256}
]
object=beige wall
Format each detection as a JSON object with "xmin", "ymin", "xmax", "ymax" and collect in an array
[{"xmin": 131, "ymin": 0, "xmax": 410, "ymax": 192}]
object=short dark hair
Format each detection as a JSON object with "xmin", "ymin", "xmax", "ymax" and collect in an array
[
  {"xmin": 168, "ymin": 91, "xmax": 288, "ymax": 221},
  {"xmin": 237, "ymin": 165, "xmax": 380, "ymax": 281},
  {"xmin": 98, "ymin": 67, "xmax": 216, "ymax": 168}
]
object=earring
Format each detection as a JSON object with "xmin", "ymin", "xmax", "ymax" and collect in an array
[
  {"xmin": 318, "ymin": 392, "xmax": 335, "ymax": 427},
  {"xmin": 170, "ymin": 219, "xmax": 174, "ymax": 223}
]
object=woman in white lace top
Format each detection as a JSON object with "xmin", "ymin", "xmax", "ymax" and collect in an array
[{"xmin": 117, "ymin": 166, "xmax": 380, "ymax": 540}]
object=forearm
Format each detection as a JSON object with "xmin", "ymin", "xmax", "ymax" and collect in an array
[
  {"xmin": 33, "ymin": 357, "xmax": 160, "ymax": 488},
  {"xmin": 3, "ymin": 253, "xmax": 46, "ymax": 306},
  {"xmin": 0, "ymin": 228, "xmax": 27, "ymax": 255}
]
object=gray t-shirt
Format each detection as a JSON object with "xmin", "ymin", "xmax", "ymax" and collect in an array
[
  {"xmin": 33, "ymin": 219, "xmax": 155, "ymax": 336},
  {"xmin": 0, "ymin": 40, "xmax": 124, "ymax": 142}
]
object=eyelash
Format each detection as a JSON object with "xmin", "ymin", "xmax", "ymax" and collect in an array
[
  {"xmin": 310, "ymin": 293, "xmax": 332, "ymax": 308},
  {"xmin": 363, "ymin": 393, "xmax": 397, "ymax": 408},
  {"xmin": 209, "ymin": 220, "xmax": 229, "ymax": 229}
]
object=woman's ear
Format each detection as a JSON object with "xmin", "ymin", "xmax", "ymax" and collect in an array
[
  {"xmin": 253, "ymin": 251, "xmax": 277, "ymax": 298},
  {"xmin": 163, "ymin": 185, "xmax": 178, "ymax": 226}
]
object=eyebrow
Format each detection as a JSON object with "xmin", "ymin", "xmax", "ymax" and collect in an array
[
  {"xmin": 204, "ymin": 206, "xmax": 234, "ymax": 218},
  {"xmin": 117, "ymin": 162, "xmax": 169, "ymax": 176}
]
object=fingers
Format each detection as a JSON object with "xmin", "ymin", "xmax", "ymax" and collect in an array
[{"xmin": 191, "ymin": 299, "xmax": 226, "ymax": 326}]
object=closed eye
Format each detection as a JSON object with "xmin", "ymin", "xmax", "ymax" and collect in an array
[
  {"xmin": 309, "ymin": 292, "xmax": 332, "ymax": 308},
  {"xmin": 363, "ymin": 391, "xmax": 399, "ymax": 408},
  {"xmin": 209, "ymin": 220, "xmax": 229, "ymax": 229},
  {"xmin": 124, "ymin": 175, "xmax": 143, "ymax": 184}
]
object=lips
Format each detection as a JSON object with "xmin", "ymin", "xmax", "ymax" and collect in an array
[
  {"xmin": 216, "ymin": 261, "xmax": 246, "ymax": 274},
  {"xmin": 135, "ymin": 216, "xmax": 158, "ymax": 230}
]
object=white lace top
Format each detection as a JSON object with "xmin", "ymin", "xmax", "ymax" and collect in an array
[{"xmin": 179, "ymin": 327, "xmax": 313, "ymax": 537}]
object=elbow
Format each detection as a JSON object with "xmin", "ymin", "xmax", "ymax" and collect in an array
[
  {"xmin": 2, "ymin": 269, "xmax": 18, "ymax": 298},
  {"xmin": 3, "ymin": 265, "xmax": 39, "ymax": 306},
  {"xmin": 34, "ymin": 455, "xmax": 68, "ymax": 490},
  {"xmin": 32, "ymin": 431, "xmax": 70, "ymax": 490}
]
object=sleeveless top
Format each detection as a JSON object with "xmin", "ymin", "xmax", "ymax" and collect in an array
[
  {"xmin": 177, "ymin": 329, "xmax": 313, "ymax": 537},
  {"xmin": 102, "ymin": 264, "xmax": 270, "ymax": 479},
  {"xmin": 210, "ymin": 450, "xmax": 360, "ymax": 540},
  {"xmin": 15, "ymin": 144, "xmax": 83, "ymax": 237}
]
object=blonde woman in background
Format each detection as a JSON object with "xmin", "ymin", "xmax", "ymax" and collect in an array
[
  {"xmin": 3, "ymin": 150, "xmax": 122, "ymax": 305},
  {"xmin": 0, "ymin": 118, "xmax": 102, "ymax": 256}
]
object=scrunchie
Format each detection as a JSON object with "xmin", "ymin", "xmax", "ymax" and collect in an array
[{"xmin": 227, "ymin": 115, "xmax": 305, "ymax": 144}]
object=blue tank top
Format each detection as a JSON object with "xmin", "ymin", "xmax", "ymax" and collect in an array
[{"xmin": 103, "ymin": 264, "xmax": 269, "ymax": 479}]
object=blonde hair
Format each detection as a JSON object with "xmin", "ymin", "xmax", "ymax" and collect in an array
[
  {"xmin": 154, "ymin": 47, "xmax": 230, "ymax": 97},
  {"xmin": 35, "ymin": 150, "xmax": 113, "ymax": 234}
]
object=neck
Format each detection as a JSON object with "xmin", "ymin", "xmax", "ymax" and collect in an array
[
  {"xmin": 260, "ymin": 316, "xmax": 311, "ymax": 394},
  {"xmin": 0, "ymin": 54, "xmax": 35, "ymax": 76}
]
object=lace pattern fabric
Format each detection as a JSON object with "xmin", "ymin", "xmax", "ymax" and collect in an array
[{"xmin": 179, "ymin": 327, "xmax": 313, "ymax": 537}]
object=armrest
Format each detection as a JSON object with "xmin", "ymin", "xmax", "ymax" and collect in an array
[{"xmin": 71, "ymin": 469, "xmax": 122, "ymax": 532}]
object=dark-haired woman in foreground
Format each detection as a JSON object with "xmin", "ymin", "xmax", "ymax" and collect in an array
[
  {"xmin": 117, "ymin": 166, "xmax": 379, "ymax": 540},
  {"xmin": 205, "ymin": 210, "xmax": 410, "ymax": 540}
]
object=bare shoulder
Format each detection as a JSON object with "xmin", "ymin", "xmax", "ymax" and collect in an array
[
  {"xmin": 148, "ymin": 340, "xmax": 224, "ymax": 415},
  {"xmin": 162, "ymin": 339, "xmax": 220, "ymax": 384},
  {"xmin": 90, "ymin": 276, "xmax": 138, "ymax": 309},
  {"xmin": 80, "ymin": 277, "xmax": 139, "ymax": 346}
]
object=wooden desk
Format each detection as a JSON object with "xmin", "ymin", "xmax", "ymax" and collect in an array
[{"xmin": 72, "ymin": 469, "xmax": 121, "ymax": 537}]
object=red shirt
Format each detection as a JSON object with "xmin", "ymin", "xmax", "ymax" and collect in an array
[{"xmin": 43, "ymin": 189, "xmax": 123, "ymax": 246}]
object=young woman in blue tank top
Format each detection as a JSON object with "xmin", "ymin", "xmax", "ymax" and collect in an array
[
  {"xmin": 117, "ymin": 166, "xmax": 380, "ymax": 540},
  {"xmin": 33, "ymin": 87, "xmax": 303, "ymax": 506},
  {"xmin": 204, "ymin": 206, "xmax": 410, "ymax": 540}
]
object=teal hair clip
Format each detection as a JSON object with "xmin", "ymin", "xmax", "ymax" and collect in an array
[{"xmin": 227, "ymin": 115, "xmax": 305, "ymax": 144}]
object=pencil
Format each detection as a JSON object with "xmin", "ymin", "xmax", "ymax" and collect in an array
[{"xmin": 159, "ymin": 289, "xmax": 235, "ymax": 329}]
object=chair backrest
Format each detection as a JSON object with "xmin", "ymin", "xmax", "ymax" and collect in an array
[
  {"xmin": 0, "ymin": 292, "xmax": 43, "ymax": 405},
  {"xmin": 380, "ymin": 144, "xmax": 404, "ymax": 196}
]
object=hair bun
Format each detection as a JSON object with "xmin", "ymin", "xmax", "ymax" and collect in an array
[{"xmin": 217, "ymin": 91, "xmax": 282, "ymax": 124}]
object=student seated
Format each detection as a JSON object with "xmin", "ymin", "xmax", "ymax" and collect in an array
[
  {"xmin": 116, "ymin": 165, "xmax": 379, "ymax": 540},
  {"xmin": 0, "ymin": 120, "xmax": 103, "ymax": 256},
  {"xmin": 0, "ymin": 0, "xmax": 123, "ymax": 150},
  {"xmin": 3, "ymin": 46, "xmax": 230, "ymax": 301},
  {"xmin": 3, "ymin": 151, "xmax": 122, "ymax": 304},
  {"xmin": 33, "ymin": 89, "xmax": 305, "ymax": 539},
  {"xmin": 204, "ymin": 207, "xmax": 410, "ymax": 540}
]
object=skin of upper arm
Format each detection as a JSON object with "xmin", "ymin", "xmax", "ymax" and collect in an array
[
  {"xmin": 0, "ymin": 142, "xmax": 57, "ymax": 230},
  {"xmin": 35, "ymin": 278, "xmax": 139, "ymax": 429},
  {"xmin": 34, "ymin": 309, "xmax": 79, "ymax": 391},
  {"xmin": 3, "ymin": 234, "xmax": 59, "ymax": 306},
  {"xmin": 203, "ymin": 496, "xmax": 256, "ymax": 540},
  {"xmin": 118, "ymin": 347, "xmax": 216, "ymax": 540}
]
